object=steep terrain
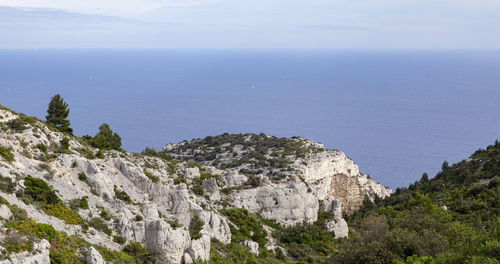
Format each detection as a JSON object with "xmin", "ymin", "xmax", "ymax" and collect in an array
[
  {"xmin": 332, "ymin": 141, "xmax": 500, "ymax": 264},
  {"xmin": 0, "ymin": 105, "xmax": 390, "ymax": 264}
]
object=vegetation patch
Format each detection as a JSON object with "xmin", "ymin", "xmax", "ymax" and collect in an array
[
  {"xmin": 0, "ymin": 146, "xmax": 15, "ymax": 162},
  {"xmin": 114, "ymin": 185, "xmax": 133, "ymax": 204},
  {"xmin": 223, "ymin": 208, "xmax": 267, "ymax": 247},
  {"xmin": 189, "ymin": 214, "xmax": 204, "ymax": 240},
  {"xmin": 88, "ymin": 217, "xmax": 112, "ymax": 236},
  {"xmin": 163, "ymin": 133, "xmax": 324, "ymax": 177},
  {"xmin": 144, "ymin": 170, "xmax": 159, "ymax": 183}
]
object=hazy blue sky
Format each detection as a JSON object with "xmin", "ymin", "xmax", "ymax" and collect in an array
[{"xmin": 0, "ymin": 0, "xmax": 499, "ymax": 49}]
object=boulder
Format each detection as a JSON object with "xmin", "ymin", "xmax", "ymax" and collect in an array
[
  {"xmin": 241, "ymin": 240, "xmax": 259, "ymax": 255},
  {"xmin": 145, "ymin": 220, "xmax": 191, "ymax": 264},
  {"xmin": 0, "ymin": 204, "xmax": 12, "ymax": 220},
  {"xmin": 201, "ymin": 212, "xmax": 231, "ymax": 244},
  {"xmin": 186, "ymin": 235, "xmax": 211, "ymax": 262},
  {"xmin": 86, "ymin": 246, "xmax": 106, "ymax": 264},
  {"xmin": 324, "ymin": 219, "xmax": 348, "ymax": 238},
  {"xmin": 184, "ymin": 168, "xmax": 200, "ymax": 179}
]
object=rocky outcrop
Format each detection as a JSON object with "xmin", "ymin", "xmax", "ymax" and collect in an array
[
  {"xmin": 0, "ymin": 204, "xmax": 12, "ymax": 220},
  {"xmin": 145, "ymin": 220, "xmax": 191, "ymax": 264},
  {"xmin": 86, "ymin": 247, "xmax": 106, "ymax": 264},
  {"xmin": 0, "ymin": 239, "xmax": 51, "ymax": 264},
  {"xmin": 0, "ymin": 106, "xmax": 391, "ymax": 264},
  {"xmin": 324, "ymin": 219, "xmax": 349, "ymax": 238},
  {"xmin": 297, "ymin": 150, "xmax": 392, "ymax": 214},
  {"xmin": 185, "ymin": 235, "xmax": 211, "ymax": 262},
  {"xmin": 231, "ymin": 179, "xmax": 318, "ymax": 226},
  {"xmin": 242, "ymin": 240, "xmax": 260, "ymax": 255}
]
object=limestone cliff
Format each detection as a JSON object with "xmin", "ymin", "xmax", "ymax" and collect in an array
[{"xmin": 0, "ymin": 106, "xmax": 390, "ymax": 263}]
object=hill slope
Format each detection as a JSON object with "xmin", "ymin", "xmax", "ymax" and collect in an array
[{"xmin": 0, "ymin": 104, "xmax": 389, "ymax": 264}]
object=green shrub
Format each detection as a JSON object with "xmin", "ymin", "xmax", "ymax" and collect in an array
[
  {"xmin": 174, "ymin": 176, "xmax": 187, "ymax": 185},
  {"xmin": 0, "ymin": 174, "xmax": 16, "ymax": 193},
  {"xmin": 0, "ymin": 146, "xmax": 14, "ymax": 162},
  {"xmin": 167, "ymin": 218, "xmax": 181, "ymax": 229},
  {"xmin": 24, "ymin": 176, "xmax": 60, "ymax": 204},
  {"xmin": 34, "ymin": 223, "xmax": 58, "ymax": 239},
  {"xmin": 44, "ymin": 202, "xmax": 82, "ymax": 225},
  {"xmin": 97, "ymin": 206, "xmax": 112, "ymax": 220},
  {"xmin": 135, "ymin": 215, "xmax": 143, "ymax": 221},
  {"xmin": 35, "ymin": 143, "xmax": 48, "ymax": 152},
  {"xmin": 191, "ymin": 182, "xmax": 205, "ymax": 196},
  {"xmin": 144, "ymin": 170, "xmax": 159, "ymax": 183},
  {"xmin": 89, "ymin": 217, "xmax": 112, "ymax": 236},
  {"xmin": 122, "ymin": 242, "xmax": 156, "ymax": 264},
  {"xmin": 114, "ymin": 186, "xmax": 133, "ymax": 204},
  {"xmin": 189, "ymin": 214, "xmax": 204, "ymax": 240},
  {"xmin": 223, "ymin": 208, "xmax": 267, "ymax": 247},
  {"xmin": 78, "ymin": 172, "xmax": 87, "ymax": 182},
  {"xmin": 79, "ymin": 196, "xmax": 89, "ymax": 209},
  {"xmin": 113, "ymin": 235, "xmax": 126, "ymax": 244},
  {"xmin": 2, "ymin": 235, "xmax": 34, "ymax": 254}
]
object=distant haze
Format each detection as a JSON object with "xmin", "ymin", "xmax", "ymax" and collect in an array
[{"xmin": 0, "ymin": 0, "xmax": 500, "ymax": 49}]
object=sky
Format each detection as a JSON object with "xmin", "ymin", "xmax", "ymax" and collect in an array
[{"xmin": 0, "ymin": 0, "xmax": 499, "ymax": 49}]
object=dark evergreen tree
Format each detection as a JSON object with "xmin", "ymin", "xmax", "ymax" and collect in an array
[
  {"xmin": 46, "ymin": 94, "xmax": 72, "ymax": 134},
  {"xmin": 91, "ymin": 123, "xmax": 122, "ymax": 150}
]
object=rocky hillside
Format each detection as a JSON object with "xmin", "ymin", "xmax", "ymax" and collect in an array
[
  {"xmin": 0, "ymin": 105, "xmax": 390, "ymax": 264},
  {"xmin": 163, "ymin": 133, "xmax": 391, "ymax": 216}
]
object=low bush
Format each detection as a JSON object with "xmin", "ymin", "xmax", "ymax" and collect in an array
[
  {"xmin": 0, "ymin": 174, "xmax": 16, "ymax": 193},
  {"xmin": 24, "ymin": 176, "xmax": 60, "ymax": 204},
  {"xmin": 0, "ymin": 146, "xmax": 14, "ymax": 162},
  {"xmin": 78, "ymin": 172, "xmax": 87, "ymax": 182},
  {"xmin": 144, "ymin": 170, "xmax": 159, "ymax": 183},
  {"xmin": 79, "ymin": 196, "xmax": 89, "ymax": 209},
  {"xmin": 223, "ymin": 208, "xmax": 267, "ymax": 247},
  {"xmin": 114, "ymin": 185, "xmax": 133, "ymax": 204},
  {"xmin": 89, "ymin": 218, "xmax": 112, "ymax": 236},
  {"xmin": 122, "ymin": 242, "xmax": 156, "ymax": 264},
  {"xmin": 35, "ymin": 143, "xmax": 48, "ymax": 152},
  {"xmin": 113, "ymin": 235, "xmax": 126, "ymax": 244},
  {"xmin": 189, "ymin": 214, "xmax": 204, "ymax": 240},
  {"xmin": 44, "ymin": 202, "xmax": 82, "ymax": 225}
]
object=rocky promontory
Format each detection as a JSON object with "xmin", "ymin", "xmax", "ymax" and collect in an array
[{"xmin": 0, "ymin": 105, "xmax": 390, "ymax": 263}]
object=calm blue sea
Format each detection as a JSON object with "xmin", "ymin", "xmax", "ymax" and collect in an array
[{"xmin": 1, "ymin": 49, "xmax": 499, "ymax": 189}]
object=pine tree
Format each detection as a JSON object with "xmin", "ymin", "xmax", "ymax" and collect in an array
[
  {"xmin": 46, "ymin": 94, "xmax": 73, "ymax": 134},
  {"xmin": 91, "ymin": 123, "xmax": 122, "ymax": 150}
]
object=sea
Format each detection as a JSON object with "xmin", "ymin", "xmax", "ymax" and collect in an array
[{"xmin": 1, "ymin": 49, "xmax": 499, "ymax": 189}]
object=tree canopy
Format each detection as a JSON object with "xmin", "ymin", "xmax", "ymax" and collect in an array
[
  {"xmin": 45, "ymin": 94, "xmax": 72, "ymax": 134},
  {"xmin": 91, "ymin": 123, "xmax": 122, "ymax": 150}
]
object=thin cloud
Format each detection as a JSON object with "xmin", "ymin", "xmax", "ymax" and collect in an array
[
  {"xmin": 301, "ymin": 25, "xmax": 370, "ymax": 31},
  {"xmin": 0, "ymin": 0, "xmax": 216, "ymax": 16}
]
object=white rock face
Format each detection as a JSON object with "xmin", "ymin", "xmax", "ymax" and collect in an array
[
  {"xmin": 324, "ymin": 219, "xmax": 349, "ymax": 238},
  {"xmin": 0, "ymin": 107, "xmax": 392, "ymax": 263},
  {"xmin": 231, "ymin": 180, "xmax": 318, "ymax": 226},
  {"xmin": 0, "ymin": 204, "xmax": 12, "ymax": 220},
  {"xmin": 242, "ymin": 240, "xmax": 260, "ymax": 255},
  {"xmin": 219, "ymin": 170, "xmax": 248, "ymax": 188},
  {"xmin": 186, "ymin": 235, "xmax": 211, "ymax": 262},
  {"xmin": 145, "ymin": 220, "xmax": 191, "ymax": 264},
  {"xmin": 297, "ymin": 150, "xmax": 392, "ymax": 214},
  {"xmin": 87, "ymin": 247, "xmax": 106, "ymax": 264},
  {"xmin": 184, "ymin": 167, "xmax": 200, "ymax": 179},
  {"xmin": 1, "ymin": 239, "xmax": 51, "ymax": 264},
  {"xmin": 182, "ymin": 253, "xmax": 193, "ymax": 264},
  {"xmin": 319, "ymin": 196, "xmax": 342, "ymax": 220},
  {"xmin": 201, "ymin": 211, "xmax": 231, "ymax": 244}
]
